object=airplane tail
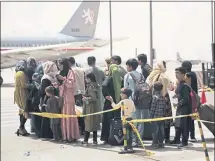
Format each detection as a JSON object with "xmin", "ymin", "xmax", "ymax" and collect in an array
[
  {"xmin": 176, "ymin": 52, "xmax": 183, "ymax": 62},
  {"xmin": 60, "ymin": 0, "xmax": 100, "ymax": 38}
]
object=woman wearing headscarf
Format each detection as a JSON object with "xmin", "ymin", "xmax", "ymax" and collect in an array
[
  {"xmin": 100, "ymin": 64, "xmax": 122, "ymax": 144},
  {"xmin": 146, "ymin": 61, "xmax": 174, "ymax": 143},
  {"xmin": 14, "ymin": 60, "xmax": 33, "ymax": 136},
  {"xmin": 39, "ymin": 61, "xmax": 59, "ymax": 139},
  {"xmin": 57, "ymin": 58, "xmax": 80, "ymax": 142},
  {"xmin": 26, "ymin": 57, "xmax": 37, "ymax": 83},
  {"xmin": 26, "ymin": 63, "xmax": 44, "ymax": 137},
  {"xmin": 26, "ymin": 57, "xmax": 37, "ymax": 132}
]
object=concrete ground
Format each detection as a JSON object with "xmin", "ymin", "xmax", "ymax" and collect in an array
[{"xmin": 1, "ymin": 87, "xmax": 214, "ymax": 161}]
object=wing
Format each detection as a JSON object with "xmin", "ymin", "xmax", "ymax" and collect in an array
[{"xmin": 1, "ymin": 37, "xmax": 128, "ymax": 69}]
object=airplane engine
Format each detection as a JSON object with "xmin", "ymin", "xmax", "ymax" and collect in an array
[{"xmin": 57, "ymin": 37, "xmax": 68, "ymax": 54}]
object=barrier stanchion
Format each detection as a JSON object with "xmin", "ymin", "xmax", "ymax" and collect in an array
[
  {"xmin": 196, "ymin": 113, "xmax": 210, "ymax": 161},
  {"xmin": 119, "ymin": 102, "xmax": 129, "ymax": 154}
]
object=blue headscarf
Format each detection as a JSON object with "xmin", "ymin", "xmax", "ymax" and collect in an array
[{"xmin": 15, "ymin": 60, "xmax": 27, "ymax": 72}]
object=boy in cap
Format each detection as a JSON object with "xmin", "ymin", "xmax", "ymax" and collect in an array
[{"xmin": 106, "ymin": 88, "xmax": 136, "ymax": 152}]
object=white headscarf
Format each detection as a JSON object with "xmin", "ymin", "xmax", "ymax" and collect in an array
[
  {"xmin": 146, "ymin": 61, "xmax": 172, "ymax": 96},
  {"xmin": 41, "ymin": 61, "xmax": 58, "ymax": 83}
]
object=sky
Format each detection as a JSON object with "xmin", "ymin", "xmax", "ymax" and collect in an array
[{"xmin": 1, "ymin": 1, "xmax": 213, "ymax": 61}]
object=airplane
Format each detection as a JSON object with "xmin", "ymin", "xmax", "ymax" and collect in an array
[
  {"xmin": 176, "ymin": 52, "xmax": 210, "ymax": 65},
  {"xmin": 1, "ymin": 0, "xmax": 101, "ymax": 56},
  {"xmin": 1, "ymin": 1, "xmax": 101, "ymax": 54}
]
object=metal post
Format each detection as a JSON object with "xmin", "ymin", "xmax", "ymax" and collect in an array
[
  {"xmin": 119, "ymin": 102, "xmax": 128, "ymax": 154},
  {"xmin": 109, "ymin": 0, "xmax": 113, "ymax": 57},
  {"xmin": 196, "ymin": 114, "xmax": 210, "ymax": 161},
  {"xmin": 135, "ymin": 48, "xmax": 138, "ymax": 58},
  {"xmin": 202, "ymin": 63, "xmax": 206, "ymax": 87},
  {"xmin": 149, "ymin": 0, "xmax": 153, "ymax": 67},
  {"xmin": 211, "ymin": 1, "xmax": 215, "ymax": 66}
]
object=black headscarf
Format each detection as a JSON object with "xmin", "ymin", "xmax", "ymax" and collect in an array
[{"xmin": 57, "ymin": 58, "xmax": 70, "ymax": 77}]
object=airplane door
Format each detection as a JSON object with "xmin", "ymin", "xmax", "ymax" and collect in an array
[{"xmin": 57, "ymin": 37, "xmax": 68, "ymax": 54}]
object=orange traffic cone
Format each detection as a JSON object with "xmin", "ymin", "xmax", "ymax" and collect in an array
[{"xmin": 201, "ymin": 89, "xmax": 207, "ymax": 104}]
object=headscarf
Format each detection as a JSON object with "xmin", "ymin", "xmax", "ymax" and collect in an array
[
  {"xmin": 146, "ymin": 61, "xmax": 171, "ymax": 96},
  {"xmin": 41, "ymin": 61, "xmax": 58, "ymax": 83},
  {"xmin": 32, "ymin": 63, "xmax": 44, "ymax": 83},
  {"xmin": 57, "ymin": 58, "xmax": 70, "ymax": 77},
  {"xmin": 27, "ymin": 57, "xmax": 37, "ymax": 70},
  {"xmin": 15, "ymin": 60, "xmax": 27, "ymax": 72},
  {"xmin": 109, "ymin": 64, "xmax": 122, "ymax": 103}
]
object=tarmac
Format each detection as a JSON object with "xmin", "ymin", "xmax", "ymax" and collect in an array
[{"xmin": 1, "ymin": 46, "xmax": 214, "ymax": 161}]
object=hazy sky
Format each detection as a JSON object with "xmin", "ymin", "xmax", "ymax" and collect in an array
[{"xmin": 1, "ymin": 1, "xmax": 213, "ymax": 61}]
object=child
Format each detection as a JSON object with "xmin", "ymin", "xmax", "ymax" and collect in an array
[
  {"xmin": 82, "ymin": 72, "xmax": 100, "ymax": 145},
  {"xmin": 171, "ymin": 67, "xmax": 192, "ymax": 147},
  {"xmin": 150, "ymin": 81, "xmax": 167, "ymax": 148},
  {"xmin": 106, "ymin": 88, "xmax": 136, "ymax": 152},
  {"xmin": 45, "ymin": 86, "xmax": 62, "ymax": 141}
]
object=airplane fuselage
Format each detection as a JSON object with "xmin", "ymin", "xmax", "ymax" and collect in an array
[{"xmin": 1, "ymin": 34, "xmax": 93, "ymax": 51}]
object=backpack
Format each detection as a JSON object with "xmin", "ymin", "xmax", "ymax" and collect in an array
[
  {"xmin": 108, "ymin": 118, "xmax": 124, "ymax": 146},
  {"xmin": 141, "ymin": 64, "xmax": 152, "ymax": 79},
  {"xmin": 129, "ymin": 73, "xmax": 152, "ymax": 109},
  {"xmin": 184, "ymin": 83, "xmax": 201, "ymax": 118}
]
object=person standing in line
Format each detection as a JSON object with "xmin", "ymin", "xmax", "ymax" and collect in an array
[
  {"xmin": 137, "ymin": 54, "xmax": 152, "ymax": 80},
  {"xmin": 150, "ymin": 82, "xmax": 167, "ymax": 149},
  {"xmin": 181, "ymin": 61, "xmax": 198, "ymax": 142},
  {"xmin": 57, "ymin": 58, "xmax": 80, "ymax": 142},
  {"xmin": 85, "ymin": 56, "xmax": 105, "ymax": 113},
  {"xmin": 14, "ymin": 60, "xmax": 33, "ymax": 136},
  {"xmin": 68, "ymin": 57, "xmax": 85, "ymax": 135},
  {"xmin": 45, "ymin": 86, "xmax": 62, "ymax": 142},
  {"xmin": 106, "ymin": 88, "xmax": 135, "ymax": 152},
  {"xmin": 146, "ymin": 61, "xmax": 174, "ymax": 144},
  {"xmin": 171, "ymin": 67, "xmax": 192, "ymax": 147},
  {"xmin": 82, "ymin": 73, "xmax": 100, "ymax": 145},
  {"xmin": 111, "ymin": 55, "xmax": 127, "ymax": 83},
  {"xmin": 26, "ymin": 57, "xmax": 37, "ymax": 133},
  {"xmin": 100, "ymin": 64, "xmax": 122, "ymax": 144},
  {"xmin": 40, "ymin": 61, "xmax": 59, "ymax": 140},
  {"xmin": 123, "ymin": 58, "xmax": 146, "ymax": 147}
]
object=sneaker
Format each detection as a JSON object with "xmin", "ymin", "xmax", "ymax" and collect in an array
[
  {"xmin": 158, "ymin": 143, "xmax": 165, "ymax": 148},
  {"xmin": 127, "ymin": 148, "xmax": 135, "ymax": 153},
  {"xmin": 150, "ymin": 144, "xmax": 158, "ymax": 149},
  {"xmin": 170, "ymin": 140, "xmax": 177, "ymax": 145},
  {"xmin": 182, "ymin": 142, "xmax": 188, "ymax": 147},
  {"xmin": 132, "ymin": 142, "xmax": 138, "ymax": 147},
  {"xmin": 177, "ymin": 143, "xmax": 183, "ymax": 148},
  {"xmin": 165, "ymin": 140, "xmax": 171, "ymax": 144},
  {"xmin": 81, "ymin": 141, "xmax": 88, "ymax": 146},
  {"xmin": 190, "ymin": 138, "xmax": 197, "ymax": 142}
]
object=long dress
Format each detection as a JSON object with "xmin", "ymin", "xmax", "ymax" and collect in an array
[
  {"xmin": 39, "ymin": 79, "xmax": 53, "ymax": 139},
  {"xmin": 60, "ymin": 70, "xmax": 80, "ymax": 141},
  {"xmin": 83, "ymin": 82, "xmax": 100, "ymax": 132},
  {"xmin": 14, "ymin": 71, "xmax": 29, "ymax": 115},
  {"xmin": 100, "ymin": 76, "xmax": 121, "ymax": 142}
]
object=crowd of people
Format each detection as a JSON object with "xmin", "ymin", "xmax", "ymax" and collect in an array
[{"xmin": 14, "ymin": 53, "xmax": 198, "ymax": 150}]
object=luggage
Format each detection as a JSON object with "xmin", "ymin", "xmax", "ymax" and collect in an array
[
  {"xmin": 198, "ymin": 104, "xmax": 215, "ymax": 136},
  {"xmin": 108, "ymin": 118, "xmax": 124, "ymax": 146}
]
